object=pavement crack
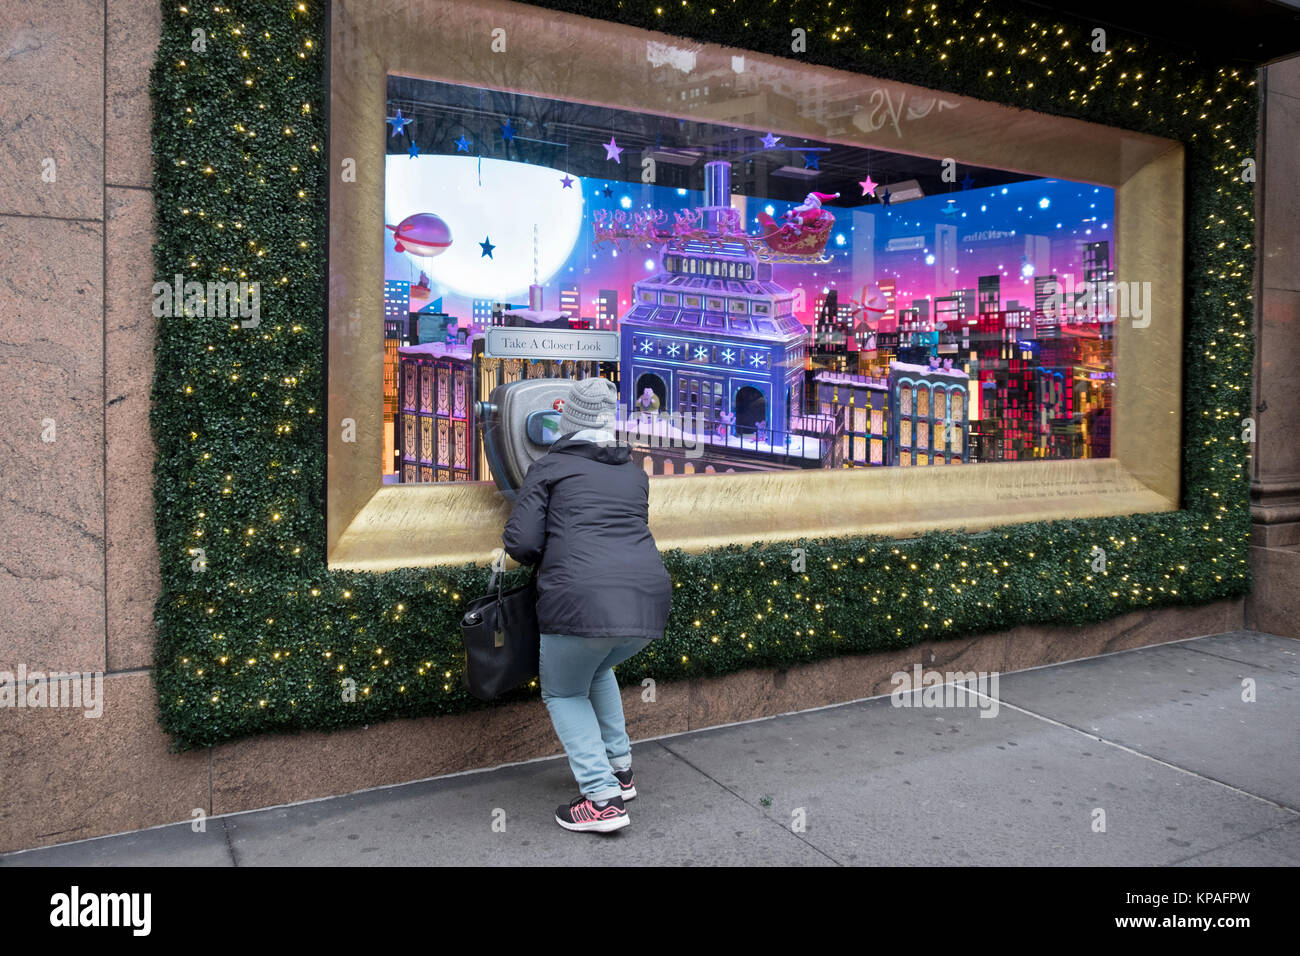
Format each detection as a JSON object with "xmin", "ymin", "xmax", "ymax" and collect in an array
[
  {"xmin": 221, "ymin": 815, "xmax": 240, "ymax": 867},
  {"xmin": 985, "ymin": 690, "xmax": 1300, "ymax": 816},
  {"xmin": 1166, "ymin": 818, "xmax": 1299, "ymax": 866},
  {"xmin": 1171, "ymin": 641, "xmax": 1296, "ymax": 674},
  {"xmin": 654, "ymin": 739, "xmax": 843, "ymax": 866}
]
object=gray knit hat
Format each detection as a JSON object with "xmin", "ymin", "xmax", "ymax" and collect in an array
[{"xmin": 558, "ymin": 376, "xmax": 617, "ymax": 435}]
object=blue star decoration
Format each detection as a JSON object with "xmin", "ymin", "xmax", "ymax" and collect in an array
[
  {"xmin": 960, "ymin": 173, "xmax": 975, "ymax": 190},
  {"xmin": 500, "ymin": 120, "xmax": 515, "ymax": 142},
  {"xmin": 454, "ymin": 135, "xmax": 471, "ymax": 152},
  {"xmin": 761, "ymin": 132, "xmax": 781, "ymax": 149},
  {"xmin": 882, "ymin": 189, "xmax": 892, "ymax": 206},
  {"xmin": 941, "ymin": 199, "xmax": 959, "ymax": 216},
  {"xmin": 386, "ymin": 110, "xmax": 412, "ymax": 137},
  {"xmin": 407, "ymin": 140, "xmax": 420, "ymax": 159},
  {"xmin": 803, "ymin": 152, "xmax": 819, "ymax": 170},
  {"xmin": 560, "ymin": 174, "xmax": 574, "ymax": 189},
  {"xmin": 603, "ymin": 184, "xmax": 613, "ymax": 197},
  {"xmin": 479, "ymin": 236, "xmax": 495, "ymax": 258}
]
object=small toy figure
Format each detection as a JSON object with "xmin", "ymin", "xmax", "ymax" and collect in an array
[
  {"xmin": 410, "ymin": 270, "xmax": 433, "ymax": 302},
  {"xmin": 715, "ymin": 410, "xmax": 736, "ymax": 440},
  {"xmin": 637, "ymin": 386, "xmax": 660, "ymax": 415},
  {"xmin": 928, "ymin": 354, "xmax": 942, "ymax": 370},
  {"xmin": 755, "ymin": 420, "xmax": 768, "ymax": 445},
  {"xmin": 942, "ymin": 357, "xmax": 954, "ymax": 371}
]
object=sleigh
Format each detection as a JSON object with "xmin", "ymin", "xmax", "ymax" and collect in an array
[{"xmin": 756, "ymin": 212, "xmax": 834, "ymax": 258}]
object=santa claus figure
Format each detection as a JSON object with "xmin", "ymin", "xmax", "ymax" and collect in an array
[{"xmin": 784, "ymin": 191, "xmax": 841, "ymax": 234}]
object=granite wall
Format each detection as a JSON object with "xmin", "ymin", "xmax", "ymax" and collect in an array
[{"xmin": 1247, "ymin": 56, "xmax": 1300, "ymax": 638}]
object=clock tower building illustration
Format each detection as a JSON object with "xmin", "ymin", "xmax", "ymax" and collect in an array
[{"xmin": 617, "ymin": 161, "xmax": 808, "ymax": 446}]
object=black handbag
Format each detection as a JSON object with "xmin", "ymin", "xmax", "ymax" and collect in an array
[{"xmin": 459, "ymin": 564, "xmax": 541, "ymax": 700}]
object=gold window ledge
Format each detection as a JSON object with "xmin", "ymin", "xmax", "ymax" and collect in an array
[
  {"xmin": 327, "ymin": 0, "xmax": 1185, "ymax": 573},
  {"xmin": 329, "ymin": 459, "xmax": 1173, "ymax": 572}
]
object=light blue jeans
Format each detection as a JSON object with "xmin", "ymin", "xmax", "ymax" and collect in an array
[{"xmin": 539, "ymin": 633, "xmax": 652, "ymax": 802}]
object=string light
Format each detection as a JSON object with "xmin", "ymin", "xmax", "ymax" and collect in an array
[{"xmin": 156, "ymin": 0, "xmax": 1251, "ymax": 748}]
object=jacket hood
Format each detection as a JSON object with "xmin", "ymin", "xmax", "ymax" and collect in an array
[{"xmin": 549, "ymin": 432, "xmax": 632, "ymax": 465}]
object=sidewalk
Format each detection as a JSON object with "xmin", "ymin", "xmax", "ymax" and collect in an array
[{"xmin": 3, "ymin": 630, "xmax": 1297, "ymax": 867}]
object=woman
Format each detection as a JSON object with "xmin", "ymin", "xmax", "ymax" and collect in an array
[{"xmin": 502, "ymin": 376, "xmax": 672, "ymax": 834}]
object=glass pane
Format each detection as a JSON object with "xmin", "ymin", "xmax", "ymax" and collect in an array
[{"xmin": 379, "ymin": 68, "xmax": 1115, "ymax": 484}]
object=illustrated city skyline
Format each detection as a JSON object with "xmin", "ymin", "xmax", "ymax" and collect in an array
[{"xmin": 383, "ymin": 160, "xmax": 1115, "ymax": 333}]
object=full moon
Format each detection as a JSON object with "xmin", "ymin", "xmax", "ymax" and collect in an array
[{"xmin": 385, "ymin": 155, "xmax": 584, "ymax": 300}]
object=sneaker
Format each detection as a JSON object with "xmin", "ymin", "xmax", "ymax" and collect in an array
[
  {"xmin": 555, "ymin": 794, "xmax": 629, "ymax": 833},
  {"xmin": 613, "ymin": 768, "xmax": 637, "ymax": 800}
]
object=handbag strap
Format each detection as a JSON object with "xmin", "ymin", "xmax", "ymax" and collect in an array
[
  {"xmin": 487, "ymin": 562, "xmax": 539, "ymax": 594},
  {"xmin": 487, "ymin": 564, "xmax": 538, "ymax": 631}
]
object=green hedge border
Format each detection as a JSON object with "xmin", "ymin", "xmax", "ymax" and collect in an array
[{"xmin": 150, "ymin": 0, "xmax": 1255, "ymax": 749}]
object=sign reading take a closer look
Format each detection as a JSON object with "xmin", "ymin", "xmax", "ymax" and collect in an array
[{"xmin": 484, "ymin": 327, "xmax": 620, "ymax": 361}]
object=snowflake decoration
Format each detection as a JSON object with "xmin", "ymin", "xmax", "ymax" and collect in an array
[
  {"xmin": 721, "ymin": 348, "xmax": 736, "ymax": 364},
  {"xmin": 666, "ymin": 342, "xmax": 680, "ymax": 357},
  {"xmin": 748, "ymin": 353, "xmax": 766, "ymax": 368},
  {"xmin": 638, "ymin": 338, "xmax": 655, "ymax": 354},
  {"xmin": 694, "ymin": 346, "xmax": 709, "ymax": 360}
]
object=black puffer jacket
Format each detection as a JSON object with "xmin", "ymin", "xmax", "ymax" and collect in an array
[{"xmin": 502, "ymin": 434, "xmax": 672, "ymax": 639}]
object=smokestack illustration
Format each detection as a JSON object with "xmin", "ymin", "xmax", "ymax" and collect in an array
[
  {"xmin": 529, "ymin": 223, "xmax": 544, "ymax": 310},
  {"xmin": 702, "ymin": 160, "xmax": 732, "ymax": 233}
]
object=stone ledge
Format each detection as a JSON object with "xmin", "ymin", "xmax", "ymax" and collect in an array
[{"xmin": 0, "ymin": 598, "xmax": 1244, "ymax": 853}]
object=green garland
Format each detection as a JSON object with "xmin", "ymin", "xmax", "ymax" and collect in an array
[{"xmin": 150, "ymin": 0, "xmax": 1255, "ymax": 749}]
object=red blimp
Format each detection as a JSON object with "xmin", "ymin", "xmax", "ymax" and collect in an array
[{"xmin": 385, "ymin": 212, "xmax": 453, "ymax": 258}]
